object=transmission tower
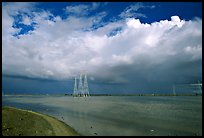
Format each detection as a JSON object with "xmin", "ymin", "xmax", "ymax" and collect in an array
[
  {"xmin": 83, "ymin": 73, "xmax": 90, "ymax": 97},
  {"xmin": 197, "ymin": 80, "xmax": 202, "ymax": 94},
  {"xmin": 73, "ymin": 71, "xmax": 90, "ymax": 97},
  {"xmin": 78, "ymin": 72, "xmax": 84, "ymax": 97},
  {"xmin": 73, "ymin": 76, "xmax": 78, "ymax": 97}
]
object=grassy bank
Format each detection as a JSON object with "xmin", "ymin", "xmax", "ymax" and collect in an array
[{"xmin": 2, "ymin": 106, "xmax": 80, "ymax": 136}]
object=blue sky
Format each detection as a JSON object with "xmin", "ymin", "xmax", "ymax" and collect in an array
[
  {"xmin": 2, "ymin": 2, "xmax": 202, "ymax": 94},
  {"xmin": 6, "ymin": 2, "xmax": 202, "ymax": 36}
]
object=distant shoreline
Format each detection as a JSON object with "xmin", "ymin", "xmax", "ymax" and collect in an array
[
  {"xmin": 2, "ymin": 106, "xmax": 80, "ymax": 136},
  {"xmin": 3, "ymin": 93, "xmax": 202, "ymax": 96}
]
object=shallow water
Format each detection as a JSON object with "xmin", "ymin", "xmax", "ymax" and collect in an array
[{"xmin": 2, "ymin": 95, "xmax": 202, "ymax": 136}]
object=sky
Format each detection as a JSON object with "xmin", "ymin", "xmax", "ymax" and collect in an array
[{"xmin": 2, "ymin": 2, "xmax": 202, "ymax": 94}]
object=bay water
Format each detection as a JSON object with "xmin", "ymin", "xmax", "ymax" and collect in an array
[{"xmin": 2, "ymin": 95, "xmax": 202, "ymax": 136}]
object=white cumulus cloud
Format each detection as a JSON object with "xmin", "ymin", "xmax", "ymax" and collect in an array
[{"xmin": 2, "ymin": 3, "xmax": 202, "ymax": 85}]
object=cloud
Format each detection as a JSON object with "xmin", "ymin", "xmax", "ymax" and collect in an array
[
  {"xmin": 2, "ymin": 2, "xmax": 35, "ymax": 15},
  {"xmin": 119, "ymin": 3, "xmax": 155, "ymax": 19},
  {"xmin": 65, "ymin": 4, "xmax": 90, "ymax": 16},
  {"xmin": 2, "ymin": 3, "xmax": 202, "ymax": 88},
  {"xmin": 64, "ymin": 2, "xmax": 102, "ymax": 17},
  {"xmin": 21, "ymin": 14, "xmax": 32, "ymax": 25}
]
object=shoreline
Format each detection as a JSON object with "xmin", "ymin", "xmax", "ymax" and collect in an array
[
  {"xmin": 2, "ymin": 106, "xmax": 80, "ymax": 136},
  {"xmin": 3, "ymin": 93, "xmax": 202, "ymax": 96}
]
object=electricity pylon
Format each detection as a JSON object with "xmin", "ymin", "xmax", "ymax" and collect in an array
[
  {"xmin": 83, "ymin": 73, "xmax": 90, "ymax": 97},
  {"xmin": 73, "ymin": 72, "xmax": 90, "ymax": 97},
  {"xmin": 73, "ymin": 76, "xmax": 78, "ymax": 97},
  {"xmin": 78, "ymin": 72, "xmax": 84, "ymax": 97}
]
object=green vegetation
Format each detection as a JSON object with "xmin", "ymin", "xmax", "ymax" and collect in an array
[{"xmin": 2, "ymin": 106, "xmax": 80, "ymax": 136}]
